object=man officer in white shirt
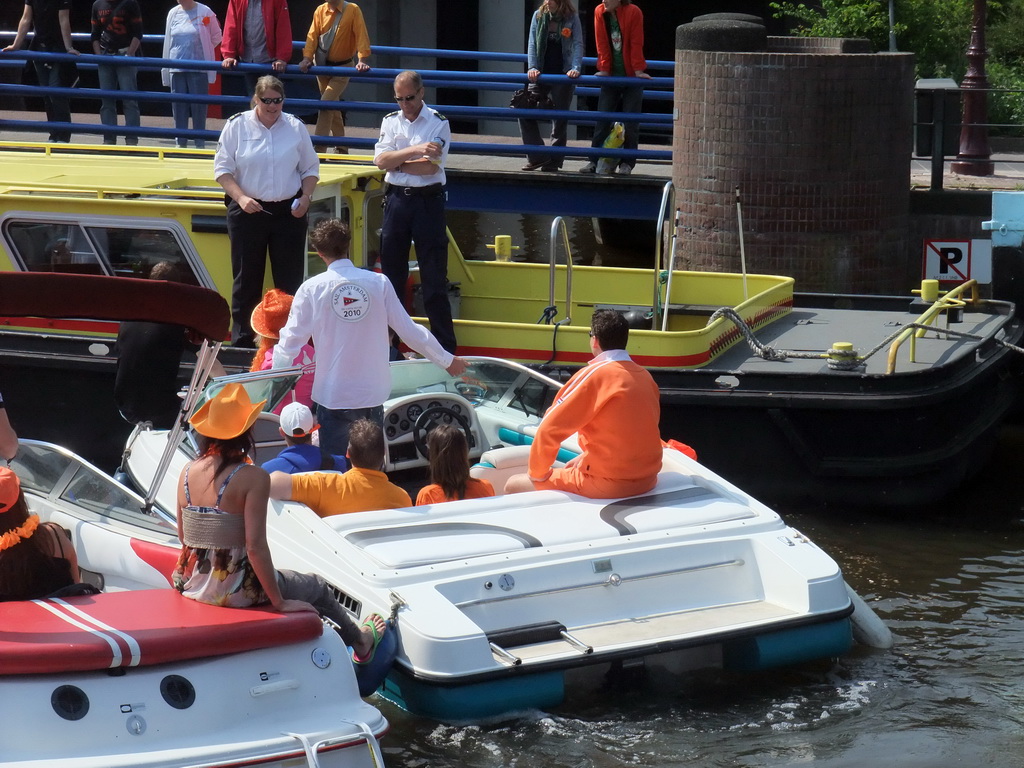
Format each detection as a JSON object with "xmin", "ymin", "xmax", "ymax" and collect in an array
[{"xmin": 373, "ymin": 70, "xmax": 457, "ymax": 355}]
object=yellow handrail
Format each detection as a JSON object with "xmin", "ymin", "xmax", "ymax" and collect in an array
[{"xmin": 885, "ymin": 279, "xmax": 980, "ymax": 374}]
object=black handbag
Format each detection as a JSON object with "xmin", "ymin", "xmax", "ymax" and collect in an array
[{"xmin": 510, "ymin": 85, "xmax": 554, "ymax": 110}]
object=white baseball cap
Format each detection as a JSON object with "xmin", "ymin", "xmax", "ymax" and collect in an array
[{"xmin": 279, "ymin": 402, "xmax": 317, "ymax": 437}]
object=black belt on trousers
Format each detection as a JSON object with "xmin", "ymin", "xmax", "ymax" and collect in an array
[
  {"xmin": 225, "ymin": 191, "xmax": 301, "ymax": 213},
  {"xmin": 326, "ymin": 57, "xmax": 354, "ymax": 66},
  {"xmin": 387, "ymin": 183, "xmax": 444, "ymax": 198}
]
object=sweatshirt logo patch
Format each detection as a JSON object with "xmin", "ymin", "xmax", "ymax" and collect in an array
[{"xmin": 331, "ymin": 283, "xmax": 370, "ymax": 322}]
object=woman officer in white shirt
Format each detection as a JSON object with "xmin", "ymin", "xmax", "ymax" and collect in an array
[{"xmin": 214, "ymin": 75, "xmax": 320, "ymax": 348}]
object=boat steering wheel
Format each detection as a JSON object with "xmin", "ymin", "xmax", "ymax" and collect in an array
[{"xmin": 412, "ymin": 405, "xmax": 473, "ymax": 460}]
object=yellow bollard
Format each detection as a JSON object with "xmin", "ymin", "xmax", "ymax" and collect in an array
[
  {"xmin": 920, "ymin": 279, "xmax": 939, "ymax": 303},
  {"xmin": 485, "ymin": 235, "xmax": 519, "ymax": 263},
  {"xmin": 826, "ymin": 341, "xmax": 859, "ymax": 370}
]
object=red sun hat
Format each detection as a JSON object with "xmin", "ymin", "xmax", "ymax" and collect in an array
[{"xmin": 250, "ymin": 288, "xmax": 293, "ymax": 340}]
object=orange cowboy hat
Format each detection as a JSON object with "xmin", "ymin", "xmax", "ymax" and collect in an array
[
  {"xmin": 189, "ymin": 382, "xmax": 267, "ymax": 439},
  {"xmin": 250, "ymin": 288, "xmax": 293, "ymax": 340}
]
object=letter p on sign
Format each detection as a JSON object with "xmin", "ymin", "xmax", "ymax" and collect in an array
[{"xmin": 923, "ymin": 239, "xmax": 972, "ymax": 283}]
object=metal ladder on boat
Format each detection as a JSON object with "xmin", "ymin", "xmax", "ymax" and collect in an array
[
  {"xmin": 539, "ymin": 216, "xmax": 574, "ymax": 328},
  {"xmin": 535, "ymin": 216, "xmax": 576, "ymax": 364},
  {"xmin": 651, "ymin": 181, "xmax": 681, "ymax": 332},
  {"xmin": 487, "ymin": 620, "xmax": 594, "ymax": 666}
]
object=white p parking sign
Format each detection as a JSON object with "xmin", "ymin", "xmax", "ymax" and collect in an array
[{"xmin": 922, "ymin": 239, "xmax": 992, "ymax": 283}]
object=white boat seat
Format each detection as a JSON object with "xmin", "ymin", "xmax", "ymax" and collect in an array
[{"xmin": 471, "ymin": 445, "xmax": 563, "ymax": 494}]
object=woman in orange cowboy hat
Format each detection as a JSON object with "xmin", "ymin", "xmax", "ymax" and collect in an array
[
  {"xmin": 173, "ymin": 382, "xmax": 387, "ymax": 661},
  {"xmin": 249, "ymin": 288, "xmax": 316, "ymax": 411}
]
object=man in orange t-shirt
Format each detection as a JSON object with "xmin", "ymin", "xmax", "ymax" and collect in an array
[
  {"xmin": 505, "ymin": 309, "xmax": 662, "ymax": 498},
  {"xmin": 269, "ymin": 418, "xmax": 411, "ymax": 516}
]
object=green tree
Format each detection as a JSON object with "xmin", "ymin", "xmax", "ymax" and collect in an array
[
  {"xmin": 770, "ymin": 0, "xmax": 1024, "ymax": 134},
  {"xmin": 769, "ymin": 0, "xmax": 974, "ymax": 78}
]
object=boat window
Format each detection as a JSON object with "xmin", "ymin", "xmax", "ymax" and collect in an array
[
  {"xmin": 364, "ymin": 190, "xmax": 384, "ymax": 269},
  {"xmin": 83, "ymin": 226, "xmax": 200, "ymax": 283},
  {"xmin": 11, "ymin": 443, "xmax": 74, "ymax": 496},
  {"xmin": 508, "ymin": 377, "xmax": 557, "ymax": 418},
  {"xmin": 387, "ymin": 358, "xmax": 560, "ymax": 413},
  {"xmin": 461, "ymin": 362, "xmax": 525, "ymax": 405},
  {"xmin": 3, "ymin": 219, "xmax": 204, "ymax": 286},
  {"xmin": 5, "ymin": 221, "xmax": 106, "ymax": 275},
  {"xmin": 389, "ymin": 359, "xmax": 452, "ymax": 399},
  {"xmin": 305, "ymin": 199, "xmax": 346, "ymax": 278},
  {"xmin": 196, "ymin": 368, "xmax": 304, "ymax": 418},
  {"xmin": 60, "ymin": 468, "xmax": 176, "ymax": 534}
]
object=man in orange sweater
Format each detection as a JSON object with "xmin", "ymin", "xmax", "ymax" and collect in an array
[{"xmin": 505, "ymin": 309, "xmax": 662, "ymax": 498}]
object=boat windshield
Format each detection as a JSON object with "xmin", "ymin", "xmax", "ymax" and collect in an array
[
  {"xmin": 194, "ymin": 367, "xmax": 305, "ymax": 417},
  {"xmin": 14, "ymin": 441, "xmax": 176, "ymax": 534},
  {"xmin": 389, "ymin": 357, "xmax": 559, "ymax": 410}
]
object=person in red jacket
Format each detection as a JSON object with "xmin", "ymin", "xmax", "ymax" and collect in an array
[
  {"xmin": 579, "ymin": 0, "xmax": 650, "ymax": 176},
  {"xmin": 505, "ymin": 309, "xmax": 663, "ymax": 499},
  {"xmin": 221, "ymin": 0, "xmax": 293, "ymax": 96}
]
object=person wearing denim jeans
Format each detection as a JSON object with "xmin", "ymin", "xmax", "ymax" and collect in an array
[
  {"xmin": 4, "ymin": 0, "xmax": 79, "ymax": 143},
  {"xmin": 519, "ymin": 0, "xmax": 584, "ymax": 172},
  {"xmin": 162, "ymin": 0, "xmax": 222, "ymax": 149},
  {"xmin": 579, "ymin": 0, "xmax": 649, "ymax": 175},
  {"xmin": 271, "ymin": 219, "xmax": 467, "ymax": 456},
  {"xmin": 91, "ymin": 0, "xmax": 143, "ymax": 146}
]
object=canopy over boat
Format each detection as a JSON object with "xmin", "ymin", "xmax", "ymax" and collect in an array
[{"xmin": 0, "ymin": 272, "xmax": 229, "ymax": 342}]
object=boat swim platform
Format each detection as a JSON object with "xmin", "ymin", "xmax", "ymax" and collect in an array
[
  {"xmin": 500, "ymin": 600, "xmax": 800, "ymax": 665},
  {"xmin": 0, "ymin": 110, "xmax": 672, "ymax": 221}
]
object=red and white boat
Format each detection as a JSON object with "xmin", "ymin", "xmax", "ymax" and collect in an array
[{"xmin": 0, "ymin": 273, "xmax": 388, "ymax": 768}]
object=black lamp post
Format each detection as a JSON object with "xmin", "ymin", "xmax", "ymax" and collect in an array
[{"xmin": 951, "ymin": 0, "xmax": 994, "ymax": 176}]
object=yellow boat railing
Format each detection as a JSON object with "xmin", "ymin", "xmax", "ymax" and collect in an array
[{"xmin": 886, "ymin": 279, "xmax": 980, "ymax": 374}]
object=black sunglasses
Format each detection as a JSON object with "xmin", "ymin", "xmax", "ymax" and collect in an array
[
  {"xmin": 259, "ymin": 96, "xmax": 284, "ymax": 105},
  {"xmin": 393, "ymin": 93, "xmax": 418, "ymax": 102}
]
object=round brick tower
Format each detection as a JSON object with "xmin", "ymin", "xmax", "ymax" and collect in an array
[{"xmin": 673, "ymin": 20, "xmax": 916, "ymax": 293}]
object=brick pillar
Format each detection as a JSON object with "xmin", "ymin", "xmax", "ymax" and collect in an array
[{"xmin": 673, "ymin": 25, "xmax": 916, "ymax": 294}]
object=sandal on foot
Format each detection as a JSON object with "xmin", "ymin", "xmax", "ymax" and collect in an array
[{"xmin": 352, "ymin": 613, "xmax": 386, "ymax": 665}]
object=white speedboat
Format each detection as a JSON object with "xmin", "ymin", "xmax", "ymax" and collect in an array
[
  {"xmin": 122, "ymin": 358, "xmax": 892, "ymax": 722},
  {"xmin": 1, "ymin": 273, "xmax": 388, "ymax": 767}
]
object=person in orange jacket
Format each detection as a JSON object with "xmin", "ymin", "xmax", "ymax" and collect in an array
[
  {"xmin": 505, "ymin": 309, "xmax": 662, "ymax": 498},
  {"xmin": 221, "ymin": 0, "xmax": 293, "ymax": 96},
  {"xmin": 579, "ymin": 0, "xmax": 650, "ymax": 176}
]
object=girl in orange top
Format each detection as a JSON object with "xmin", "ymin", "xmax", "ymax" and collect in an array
[{"xmin": 415, "ymin": 425, "xmax": 495, "ymax": 505}]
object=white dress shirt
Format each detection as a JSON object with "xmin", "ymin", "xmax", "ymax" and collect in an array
[
  {"xmin": 373, "ymin": 103, "xmax": 451, "ymax": 187},
  {"xmin": 272, "ymin": 259, "xmax": 454, "ymax": 409},
  {"xmin": 214, "ymin": 109, "xmax": 320, "ymax": 202}
]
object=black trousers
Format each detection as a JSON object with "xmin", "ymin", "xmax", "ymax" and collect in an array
[
  {"xmin": 380, "ymin": 186, "xmax": 457, "ymax": 353},
  {"xmin": 226, "ymin": 196, "xmax": 306, "ymax": 346},
  {"xmin": 34, "ymin": 58, "xmax": 73, "ymax": 142}
]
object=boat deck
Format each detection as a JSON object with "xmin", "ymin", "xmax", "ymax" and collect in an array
[
  {"xmin": 710, "ymin": 299, "xmax": 1011, "ymax": 376},
  {"xmin": 332, "ymin": 469, "xmax": 771, "ymax": 573}
]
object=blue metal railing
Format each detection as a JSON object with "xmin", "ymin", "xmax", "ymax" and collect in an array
[{"xmin": 0, "ymin": 33, "xmax": 675, "ymax": 164}]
